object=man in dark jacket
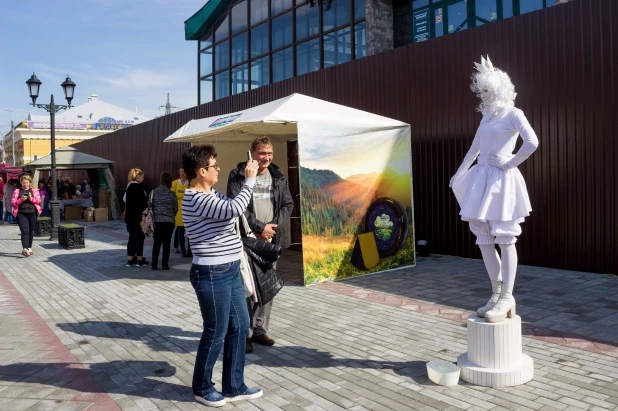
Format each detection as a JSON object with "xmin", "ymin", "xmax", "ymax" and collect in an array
[{"xmin": 227, "ymin": 136, "xmax": 293, "ymax": 354}]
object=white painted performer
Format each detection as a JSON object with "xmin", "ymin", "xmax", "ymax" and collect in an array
[{"xmin": 450, "ymin": 56, "xmax": 539, "ymax": 323}]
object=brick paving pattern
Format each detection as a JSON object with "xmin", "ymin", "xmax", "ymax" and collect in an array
[{"xmin": 0, "ymin": 220, "xmax": 617, "ymax": 410}]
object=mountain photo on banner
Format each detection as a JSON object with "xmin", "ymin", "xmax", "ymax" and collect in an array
[{"xmin": 299, "ymin": 134, "xmax": 415, "ymax": 284}]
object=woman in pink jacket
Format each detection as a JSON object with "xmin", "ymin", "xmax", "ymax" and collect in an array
[{"xmin": 12, "ymin": 175, "xmax": 42, "ymax": 256}]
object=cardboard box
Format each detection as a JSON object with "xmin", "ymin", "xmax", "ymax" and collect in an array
[
  {"xmin": 83, "ymin": 208, "xmax": 94, "ymax": 222},
  {"xmin": 98, "ymin": 188, "xmax": 110, "ymax": 208},
  {"xmin": 94, "ymin": 207, "xmax": 108, "ymax": 222},
  {"xmin": 64, "ymin": 205, "xmax": 82, "ymax": 220}
]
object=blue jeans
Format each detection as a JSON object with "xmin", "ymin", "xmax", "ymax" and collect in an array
[{"xmin": 190, "ymin": 260, "xmax": 250, "ymax": 397}]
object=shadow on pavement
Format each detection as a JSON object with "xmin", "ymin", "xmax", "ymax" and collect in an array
[
  {"xmin": 0, "ymin": 360, "xmax": 194, "ymax": 402},
  {"xmin": 56, "ymin": 321, "xmax": 201, "ymax": 353}
]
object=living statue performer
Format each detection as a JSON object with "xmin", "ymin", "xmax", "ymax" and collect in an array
[{"xmin": 450, "ymin": 56, "xmax": 539, "ymax": 323}]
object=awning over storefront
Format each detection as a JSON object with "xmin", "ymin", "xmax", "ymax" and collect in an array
[{"xmin": 185, "ymin": 0, "xmax": 228, "ymax": 41}]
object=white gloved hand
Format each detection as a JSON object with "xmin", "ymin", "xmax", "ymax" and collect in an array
[{"xmin": 488, "ymin": 153, "xmax": 516, "ymax": 171}]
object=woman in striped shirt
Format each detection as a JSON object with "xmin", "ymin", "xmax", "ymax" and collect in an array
[{"xmin": 182, "ymin": 144, "xmax": 262, "ymax": 407}]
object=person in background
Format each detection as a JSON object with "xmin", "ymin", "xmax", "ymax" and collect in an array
[
  {"xmin": 82, "ymin": 177, "xmax": 92, "ymax": 197},
  {"xmin": 38, "ymin": 180, "xmax": 50, "ymax": 217},
  {"xmin": 12, "ymin": 175, "xmax": 41, "ymax": 256},
  {"xmin": 150, "ymin": 172, "xmax": 177, "ymax": 271},
  {"xmin": 124, "ymin": 168, "xmax": 149, "ymax": 267},
  {"xmin": 0, "ymin": 176, "xmax": 4, "ymax": 223},
  {"xmin": 66, "ymin": 178, "xmax": 76, "ymax": 197},
  {"xmin": 171, "ymin": 166, "xmax": 192, "ymax": 257},
  {"xmin": 4, "ymin": 179, "xmax": 17, "ymax": 223}
]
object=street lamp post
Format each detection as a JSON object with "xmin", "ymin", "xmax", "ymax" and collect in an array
[{"xmin": 26, "ymin": 73, "xmax": 76, "ymax": 241}]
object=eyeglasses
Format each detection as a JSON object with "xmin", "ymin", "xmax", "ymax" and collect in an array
[{"xmin": 203, "ymin": 163, "xmax": 219, "ymax": 170}]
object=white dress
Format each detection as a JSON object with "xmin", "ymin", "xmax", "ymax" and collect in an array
[{"xmin": 452, "ymin": 107, "xmax": 539, "ymax": 224}]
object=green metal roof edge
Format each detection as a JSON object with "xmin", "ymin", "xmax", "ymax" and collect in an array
[{"xmin": 184, "ymin": 0, "xmax": 230, "ymax": 41}]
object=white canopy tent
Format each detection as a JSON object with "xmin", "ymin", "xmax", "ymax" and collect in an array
[
  {"xmin": 23, "ymin": 146, "xmax": 121, "ymax": 220},
  {"xmin": 165, "ymin": 94, "xmax": 415, "ymax": 284}
]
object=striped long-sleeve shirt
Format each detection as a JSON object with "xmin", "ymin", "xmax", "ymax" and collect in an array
[{"xmin": 182, "ymin": 179, "xmax": 255, "ymax": 266}]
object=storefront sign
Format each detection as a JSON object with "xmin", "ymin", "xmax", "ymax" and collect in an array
[
  {"xmin": 97, "ymin": 117, "xmax": 135, "ymax": 124},
  {"xmin": 27, "ymin": 122, "xmax": 87, "ymax": 129},
  {"xmin": 209, "ymin": 113, "xmax": 242, "ymax": 128},
  {"xmin": 413, "ymin": 9, "xmax": 430, "ymax": 43},
  {"xmin": 91, "ymin": 123, "xmax": 133, "ymax": 130}
]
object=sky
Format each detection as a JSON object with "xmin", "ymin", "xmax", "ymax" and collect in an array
[{"xmin": 0, "ymin": 0, "xmax": 206, "ymax": 138}]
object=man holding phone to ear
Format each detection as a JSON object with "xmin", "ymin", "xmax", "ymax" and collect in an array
[{"xmin": 227, "ymin": 136, "xmax": 294, "ymax": 353}]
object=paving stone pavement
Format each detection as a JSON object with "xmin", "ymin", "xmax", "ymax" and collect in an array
[{"xmin": 0, "ymin": 220, "xmax": 617, "ymax": 411}]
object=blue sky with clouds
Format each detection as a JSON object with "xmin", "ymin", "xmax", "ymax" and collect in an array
[{"xmin": 0, "ymin": 0, "xmax": 206, "ymax": 136}]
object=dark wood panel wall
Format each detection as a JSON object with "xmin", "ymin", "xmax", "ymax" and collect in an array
[{"xmin": 74, "ymin": 0, "xmax": 617, "ymax": 274}]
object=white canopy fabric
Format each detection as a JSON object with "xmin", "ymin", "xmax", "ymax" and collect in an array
[
  {"xmin": 164, "ymin": 93, "xmax": 409, "ymax": 144},
  {"xmin": 22, "ymin": 146, "xmax": 114, "ymax": 171}
]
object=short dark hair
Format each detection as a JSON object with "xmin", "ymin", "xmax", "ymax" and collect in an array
[
  {"xmin": 182, "ymin": 145, "xmax": 217, "ymax": 181},
  {"xmin": 160, "ymin": 171, "xmax": 173, "ymax": 188},
  {"xmin": 251, "ymin": 136, "xmax": 273, "ymax": 152}
]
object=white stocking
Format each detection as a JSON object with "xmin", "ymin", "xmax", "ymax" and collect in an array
[
  {"xmin": 498, "ymin": 243, "xmax": 518, "ymax": 285},
  {"xmin": 479, "ymin": 244, "xmax": 501, "ymax": 281}
]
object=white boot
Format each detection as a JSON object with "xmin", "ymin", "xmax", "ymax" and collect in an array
[
  {"xmin": 485, "ymin": 283, "xmax": 516, "ymax": 323},
  {"xmin": 477, "ymin": 280, "xmax": 502, "ymax": 318}
]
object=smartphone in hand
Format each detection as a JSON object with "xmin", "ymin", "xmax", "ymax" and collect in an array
[{"xmin": 247, "ymin": 150, "xmax": 252, "ymax": 161}]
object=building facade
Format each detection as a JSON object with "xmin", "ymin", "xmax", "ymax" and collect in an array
[
  {"xmin": 189, "ymin": 0, "xmax": 566, "ymax": 104},
  {"xmin": 1, "ymin": 95, "xmax": 151, "ymax": 167}
]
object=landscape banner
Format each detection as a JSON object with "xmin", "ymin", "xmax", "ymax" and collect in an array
[{"xmin": 298, "ymin": 128, "xmax": 415, "ymax": 284}]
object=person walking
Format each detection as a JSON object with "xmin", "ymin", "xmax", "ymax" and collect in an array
[
  {"xmin": 12, "ymin": 175, "xmax": 42, "ymax": 256},
  {"xmin": 0, "ymin": 176, "xmax": 4, "ymax": 222},
  {"xmin": 227, "ymin": 136, "xmax": 294, "ymax": 353},
  {"xmin": 38, "ymin": 180, "xmax": 50, "ymax": 217},
  {"xmin": 124, "ymin": 168, "xmax": 149, "ymax": 267},
  {"xmin": 182, "ymin": 144, "xmax": 263, "ymax": 407},
  {"xmin": 4, "ymin": 179, "xmax": 17, "ymax": 223},
  {"xmin": 150, "ymin": 172, "xmax": 177, "ymax": 271},
  {"xmin": 171, "ymin": 167, "xmax": 192, "ymax": 257}
]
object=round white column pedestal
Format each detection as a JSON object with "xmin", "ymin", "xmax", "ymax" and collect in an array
[{"xmin": 457, "ymin": 314, "xmax": 533, "ymax": 387}]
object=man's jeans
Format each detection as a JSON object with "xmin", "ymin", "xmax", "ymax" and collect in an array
[{"xmin": 190, "ymin": 260, "xmax": 250, "ymax": 397}]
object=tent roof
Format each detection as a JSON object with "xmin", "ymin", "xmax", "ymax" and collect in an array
[
  {"xmin": 22, "ymin": 146, "xmax": 114, "ymax": 172},
  {"xmin": 164, "ymin": 93, "xmax": 409, "ymax": 143},
  {"xmin": 29, "ymin": 98, "xmax": 152, "ymax": 125}
]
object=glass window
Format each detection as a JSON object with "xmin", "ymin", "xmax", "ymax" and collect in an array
[
  {"xmin": 215, "ymin": 71, "xmax": 230, "ymax": 99},
  {"xmin": 520, "ymin": 0, "xmax": 543, "ymax": 14},
  {"xmin": 251, "ymin": 56, "xmax": 269, "ymax": 89},
  {"xmin": 271, "ymin": 0, "xmax": 293, "ymax": 15},
  {"xmin": 434, "ymin": 7, "xmax": 444, "ymax": 37},
  {"xmin": 476, "ymin": 0, "xmax": 497, "ymax": 26},
  {"xmin": 447, "ymin": 0, "xmax": 467, "ymax": 34},
  {"xmin": 296, "ymin": 37, "xmax": 320, "ymax": 76},
  {"xmin": 354, "ymin": 22, "xmax": 366, "ymax": 59},
  {"xmin": 215, "ymin": 41, "xmax": 229, "ymax": 71},
  {"xmin": 323, "ymin": 0, "xmax": 350, "ymax": 31},
  {"xmin": 272, "ymin": 12, "xmax": 293, "ymax": 49},
  {"xmin": 324, "ymin": 27, "xmax": 351, "ymax": 68},
  {"xmin": 232, "ymin": 64, "xmax": 249, "ymax": 95},
  {"xmin": 231, "ymin": 1, "xmax": 248, "ymax": 34},
  {"xmin": 501, "ymin": 0, "xmax": 513, "ymax": 18},
  {"xmin": 215, "ymin": 15, "xmax": 229, "ymax": 41},
  {"xmin": 251, "ymin": 23, "xmax": 269, "ymax": 57},
  {"xmin": 231, "ymin": 32, "xmax": 248, "ymax": 65},
  {"xmin": 272, "ymin": 47, "xmax": 293, "ymax": 82},
  {"xmin": 412, "ymin": 0, "xmax": 429, "ymax": 10},
  {"xmin": 200, "ymin": 76, "xmax": 213, "ymax": 104},
  {"xmin": 200, "ymin": 48, "xmax": 213, "ymax": 77},
  {"xmin": 251, "ymin": 0, "xmax": 268, "ymax": 25},
  {"xmin": 200, "ymin": 35, "xmax": 213, "ymax": 50},
  {"xmin": 354, "ymin": 0, "xmax": 365, "ymax": 20},
  {"xmin": 296, "ymin": 3, "xmax": 319, "ymax": 41}
]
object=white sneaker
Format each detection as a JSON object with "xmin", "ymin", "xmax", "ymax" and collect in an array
[{"xmin": 27, "ymin": 248, "xmax": 34, "ymax": 256}]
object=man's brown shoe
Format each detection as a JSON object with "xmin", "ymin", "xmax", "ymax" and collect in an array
[
  {"xmin": 245, "ymin": 338, "xmax": 253, "ymax": 354},
  {"xmin": 252, "ymin": 334, "xmax": 275, "ymax": 346}
]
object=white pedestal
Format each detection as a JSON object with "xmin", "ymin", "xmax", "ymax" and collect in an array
[{"xmin": 457, "ymin": 314, "xmax": 533, "ymax": 387}]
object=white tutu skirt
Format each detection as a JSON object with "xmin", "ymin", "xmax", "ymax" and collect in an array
[{"xmin": 452, "ymin": 164, "xmax": 532, "ymax": 223}]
